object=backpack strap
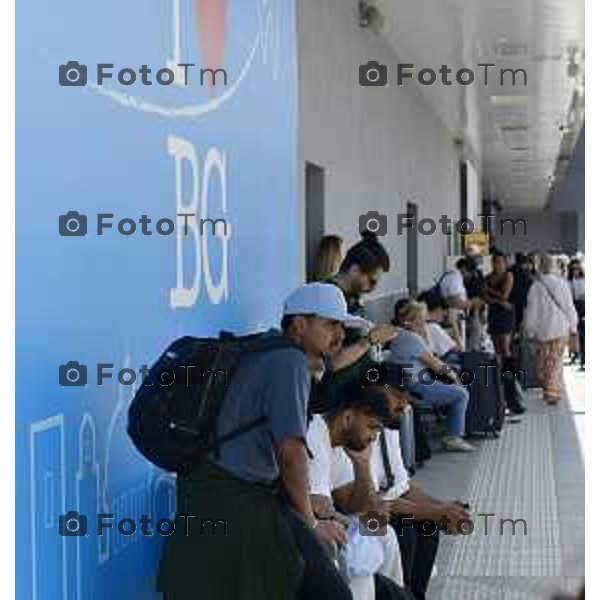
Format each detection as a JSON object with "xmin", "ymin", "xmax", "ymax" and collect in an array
[
  {"xmin": 194, "ymin": 340, "xmax": 244, "ymax": 459},
  {"xmin": 536, "ymin": 277, "xmax": 571, "ymax": 323},
  {"xmin": 208, "ymin": 332, "xmax": 304, "ymax": 458},
  {"xmin": 378, "ymin": 432, "xmax": 395, "ymax": 492},
  {"xmin": 436, "ymin": 270, "xmax": 451, "ymax": 287},
  {"xmin": 428, "ymin": 270, "xmax": 450, "ymax": 299}
]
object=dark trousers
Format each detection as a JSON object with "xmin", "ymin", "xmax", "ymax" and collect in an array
[
  {"xmin": 389, "ymin": 516, "xmax": 439, "ymax": 600},
  {"xmin": 375, "ymin": 574, "xmax": 415, "ymax": 599},
  {"xmin": 412, "ymin": 409, "xmax": 431, "ymax": 465},
  {"xmin": 282, "ymin": 507, "xmax": 353, "ymax": 600},
  {"xmin": 578, "ymin": 318, "xmax": 585, "ymax": 366},
  {"xmin": 164, "ymin": 506, "xmax": 352, "ymax": 600},
  {"xmin": 575, "ymin": 300, "xmax": 585, "ymax": 366}
]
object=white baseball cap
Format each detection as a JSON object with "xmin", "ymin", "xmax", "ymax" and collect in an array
[{"xmin": 283, "ymin": 283, "xmax": 369, "ymax": 328}]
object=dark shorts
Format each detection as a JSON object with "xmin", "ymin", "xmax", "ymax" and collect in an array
[{"xmin": 488, "ymin": 304, "xmax": 515, "ymax": 335}]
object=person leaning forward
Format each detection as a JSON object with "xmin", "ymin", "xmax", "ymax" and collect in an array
[{"xmin": 157, "ymin": 283, "xmax": 367, "ymax": 600}]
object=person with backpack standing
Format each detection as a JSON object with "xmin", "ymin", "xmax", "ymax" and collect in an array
[
  {"xmin": 156, "ymin": 283, "xmax": 366, "ymax": 600},
  {"xmin": 436, "ymin": 258, "xmax": 484, "ymax": 352}
]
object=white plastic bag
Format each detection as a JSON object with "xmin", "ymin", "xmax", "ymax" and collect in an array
[{"xmin": 343, "ymin": 516, "xmax": 385, "ymax": 578}]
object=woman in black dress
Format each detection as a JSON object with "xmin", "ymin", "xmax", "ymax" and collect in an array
[{"xmin": 484, "ymin": 252, "xmax": 515, "ymax": 357}]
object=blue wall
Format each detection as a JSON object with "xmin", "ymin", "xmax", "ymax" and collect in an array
[{"xmin": 16, "ymin": 1, "xmax": 298, "ymax": 598}]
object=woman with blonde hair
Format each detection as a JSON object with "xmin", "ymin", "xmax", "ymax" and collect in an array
[
  {"xmin": 389, "ymin": 299, "xmax": 474, "ymax": 452},
  {"xmin": 312, "ymin": 235, "xmax": 344, "ymax": 281},
  {"xmin": 523, "ymin": 254, "xmax": 579, "ymax": 404}
]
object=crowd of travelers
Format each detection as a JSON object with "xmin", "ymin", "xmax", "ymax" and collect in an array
[{"xmin": 149, "ymin": 232, "xmax": 584, "ymax": 600}]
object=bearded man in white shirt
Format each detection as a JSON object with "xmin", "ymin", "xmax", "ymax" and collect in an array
[
  {"xmin": 306, "ymin": 382, "xmax": 409, "ymax": 600},
  {"xmin": 322, "ymin": 375, "xmax": 472, "ymax": 600}
]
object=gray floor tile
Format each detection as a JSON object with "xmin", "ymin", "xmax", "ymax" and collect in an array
[{"xmin": 415, "ymin": 365, "xmax": 585, "ymax": 599}]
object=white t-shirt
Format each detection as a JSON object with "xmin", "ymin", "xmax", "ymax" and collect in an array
[
  {"xmin": 306, "ymin": 414, "xmax": 336, "ymax": 498},
  {"xmin": 307, "ymin": 417, "xmax": 407, "ymax": 589},
  {"xmin": 329, "ymin": 429, "xmax": 411, "ymax": 500},
  {"xmin": 306, "ymin": 415, "xmax": 364, "ymax": 496},
  {"xmin": 439, "ymin": 269, "xmax": 467, "ymax": 301},
  {"xmin": 426, "ymin": 321, "xmax": 457, "ymax": 357}
]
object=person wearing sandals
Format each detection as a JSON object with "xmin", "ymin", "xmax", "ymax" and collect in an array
[
  {"xmin": 483, "ymin": 252, "xmax": 515, "ymax": 358},
  {"xmin": 523, "ymin": 255, "xmax": 579, "ymax": 404}
]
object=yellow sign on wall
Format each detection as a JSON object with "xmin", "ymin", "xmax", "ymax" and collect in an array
[{"xmin": 464, "ymin": 230, "xmax": 490, "ymax": 255}]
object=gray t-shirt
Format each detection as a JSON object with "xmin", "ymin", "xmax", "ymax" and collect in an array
[
  {"xmin": 389, "ymin": 327, "xmax": 431, "ymax": 382},
  {"xmin": 211, "ymin": 344, "xmax": 311, "ymax": 483}
]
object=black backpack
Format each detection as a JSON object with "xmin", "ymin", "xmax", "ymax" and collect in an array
[{"xmin": 127, "ymin": 331, "xmax": 299, "ymax": 473}]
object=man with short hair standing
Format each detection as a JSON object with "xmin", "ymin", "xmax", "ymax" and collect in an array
[{"xmin": 158, "ymin": 283, "xmax": 365, "ymax": 600}]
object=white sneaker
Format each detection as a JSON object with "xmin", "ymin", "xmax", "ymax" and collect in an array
[{"xmin": 442, "ymin": 436, "xmax": 475, "ymax": 452}]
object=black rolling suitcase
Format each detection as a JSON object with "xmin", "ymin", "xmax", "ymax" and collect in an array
[
  {"xmin": 412, "ymin": 408, "xmax": 432, "ymax": 465},
  {"xmin": 460, "ymin": 351, "xmax": 506, "ymax": 437}
]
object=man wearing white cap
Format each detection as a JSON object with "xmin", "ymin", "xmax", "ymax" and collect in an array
[{"xmin": 159, "ymin": 283, "xmax": 364, "ymax": 600}]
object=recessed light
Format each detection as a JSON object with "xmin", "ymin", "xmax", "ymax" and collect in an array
[
  {"xmin": 501, "ymin": 125, "xmax": 529, "ymax": 132},
  {"xmin": 494, "ymin": 42, "xmax": 528, "ymax": 58},
  {"xmin": 530, "ymin": 52, "xmax": 562, "ymax": 63},
  {"xmin": 491, "ymin": 95, "xmax": 528, "ymax": 106}
]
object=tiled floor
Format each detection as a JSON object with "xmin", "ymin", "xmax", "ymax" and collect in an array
[{"xmin": 417, "ymin": 364, "xmax": 585, "ymax": 599}]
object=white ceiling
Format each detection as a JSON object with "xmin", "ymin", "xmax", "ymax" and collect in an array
[{"xmin": 375, "ymin": 0, "xmax": 584, "ymax": 208}]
